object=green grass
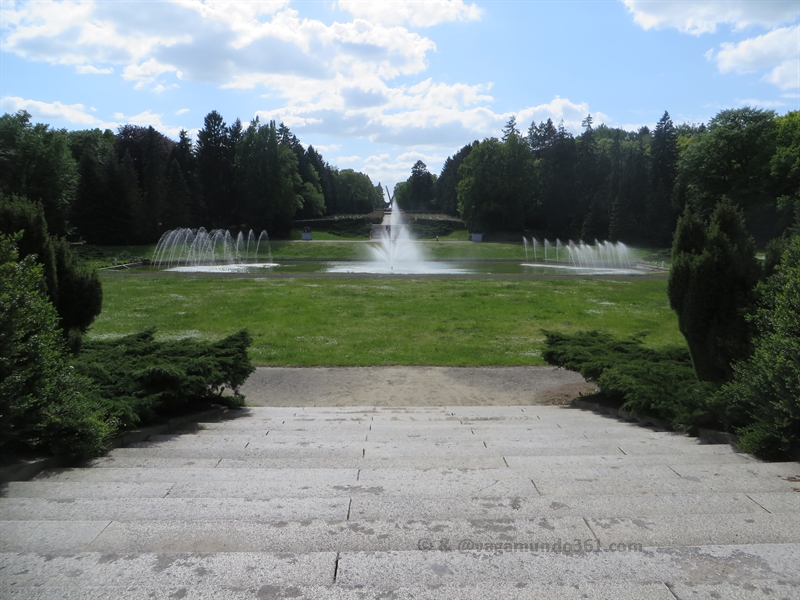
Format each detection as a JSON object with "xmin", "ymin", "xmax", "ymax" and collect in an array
[{"xmin": 89, "ymin": 276, "xmax": 683, "ymax": 366}]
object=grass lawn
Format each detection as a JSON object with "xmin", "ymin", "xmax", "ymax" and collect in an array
[{"xmin": 90, "ymin": 276, "xmax": 683, "ymax": 366}]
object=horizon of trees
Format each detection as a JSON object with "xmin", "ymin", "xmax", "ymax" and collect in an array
[
  {"xmin": 2, "ymin": 106, "xmax": 797, "ymax": 247},
  {"xmin": 394, "ymin": 107, "xmax": 798, "ymax": 246},
  {"xmin": 0, "ymin": 110, "xmax": 384, "ymax": 244}
]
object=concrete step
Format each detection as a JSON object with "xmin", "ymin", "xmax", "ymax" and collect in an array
[
  {"xmin": 4, "ymin": 513, "xmax": 798, "ymax": 555},
  {"xmin": 4, "ymin": 545, "xmax": 798, "ymax": 598},
  {"xmin": 0, "ymin": 581, "xmax": 680, "ymax": 599},
  {"xmin": 0, "ymin": 497, "xmax": 349, "ymax": 522}
]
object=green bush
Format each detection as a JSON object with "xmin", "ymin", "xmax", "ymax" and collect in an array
[
  {"xmin": 712, "ymin": 235, "xmax": 800, "ymax": 460},
  {"xmin": 0, "ymin": 193, "xmax": 102, "ymax": 342},
  {"xmin": 668, "ymin": 201, "xmax": 762, "ymax": 383},
  {"xmin": 0, "ymin": 233, "xmax": 109, "ymax": 458},
  {"xmin": 74, "ymin": 329, "xmax": 255, "ymax": 430},
  {"xmin": 542, "ymin": 330, "xmax": 715, "ymax": 429}
]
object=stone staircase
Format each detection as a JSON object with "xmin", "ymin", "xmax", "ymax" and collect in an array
[{"xmin": 2, "ymin": 405, "xmax": 799, "ymax": 599}]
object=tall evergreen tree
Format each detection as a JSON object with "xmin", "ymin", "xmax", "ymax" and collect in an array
[
  {"xmin": 196, "ymin": 110, "xmax": 235, "ymax": 227},
  {"xmin": 169, "ymin": 129, "xmax": 202, "ymax": 224},
  {"xmin": 668, "ymin": 201, "xmax": 762, "ymax": 383},
  {"xmin": 436, "ymin": 142, "xmax": 475, "ymax": 215},
  {"xmin": 408, "ymin": 160, "xmax": 435, "ymax": 211},
  {"xmin": 162, "ymin": 159, "xmax": 191, "ymax": 230},
  {"xmin": 648, "ymin": 111, "xmax": 679, "ymax": 244}
]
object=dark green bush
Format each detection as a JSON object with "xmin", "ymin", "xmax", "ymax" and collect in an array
[
  {"xmin": 668, "ymin": 201, "xmax": 762, "ymax": 383},
  {"xmin": 0, "ymin": 193, "xmax": 102, "ymax": 342},
  {"xmin": 711, "ymin": 235, "xmax": 800, "ymax": 460},
  {"xmin": 74, "ymin": 329, "xmax": 255, "ymax": 430},
  {"xmin": 542, "ymin": 330, "xmax": 716, "ymax": 429},
  {"xmin": 0, "ymin": 233, "xmax": 109, "ymax": 458}
]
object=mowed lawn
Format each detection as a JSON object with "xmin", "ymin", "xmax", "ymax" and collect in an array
[{"xmin": 90, "ymin": 276, "xmax": 682, "ymax": 366}]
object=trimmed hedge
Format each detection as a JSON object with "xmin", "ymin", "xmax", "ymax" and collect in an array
[
  {"xmin": 542, "ymin": 330, "xmax": 716, "ymax": 431},
  {"xmin": 74, "ymin": 329, "xmax": 255, "ymax": 431}
]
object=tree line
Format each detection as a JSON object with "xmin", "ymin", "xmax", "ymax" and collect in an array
[
  {"xmin": 0, "ymin": 110, "xmax": 384, "ymax": 244},
  {"xmin": 394, "ymin": 108, "xmax": 799, "ymax": 246}
]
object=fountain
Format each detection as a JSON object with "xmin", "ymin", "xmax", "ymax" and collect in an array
[
  {"xmin": 152, "ymin": 227, "xmax": 275, "ymax": 272},
  {"xmin": 328, "ymin": 200, "xmax": 466, "ymax": 274},
  {"xmin": 521, "ymin": 238, "xmax": 637, "ymax": 274}
]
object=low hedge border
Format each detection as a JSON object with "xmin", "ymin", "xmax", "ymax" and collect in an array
[{"xmin": 0, "ymin": 405, "xmax": 230, "ymax": 483}]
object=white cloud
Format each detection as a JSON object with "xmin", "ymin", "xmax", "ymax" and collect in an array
[
  {"xmin": 337, "ymin": 0, "xmax": 481, "ymax": 27},
  {"xmin": 358, "ymin": 150, "xmax": 448, "ymax": 190},
  {"xmin": 152, "ymin": 83, "xmax": 179, "ymax": 94},
  {"xmin": 311, "ymin": 143, "xmax": 340, "ymax": 153},
  {"xmin": 0, "ymin": 96, "xmax": 189, "ymax": 139},
  {"xmin": 624, "ymin": 1, "xmax": 799, "ymax": 91},
  {"xmin": 622, "ymin": 0, "xmax": 798, "ymax": 35},
  {"xmin": 763, "ymin": 57, "xmax": 800, "ymax": 90},
  {"xmin": 336, "ymin": 155, "xmax": 362, "ymax": 164},
  {"xmin": 517, "ymin": 96, "xmax": 597, "ymax": 133},
  {"xmin": 734, "ymin": 97, "xmax": 787, "ymax": 108},
  {"xmin": 176, "ymin": 108, "xmax": 190, "ymax": 115},
  {"xmin": 710, "ymin": 25, "xmax": 800, "ymax": 89},
  {"xmin": 75, "ymin": 64, "xmax": 113, "ymax": 74},
  {"xmin": 113, "ymin": 109, "xmax": 184, "ymax": 138},
  {"xmin": 0, "ymin": 95, "xmax": 112, "ymax": 127}
]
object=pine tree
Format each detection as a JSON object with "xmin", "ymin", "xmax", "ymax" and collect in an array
[{"xmin": 668, "ymin": 201, "xmax": 762, "ymax": 383}]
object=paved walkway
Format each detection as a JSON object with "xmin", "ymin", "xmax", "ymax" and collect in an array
[{"xmin": 2, "ymin": 405, "xmax": 799, "ymax": 599}]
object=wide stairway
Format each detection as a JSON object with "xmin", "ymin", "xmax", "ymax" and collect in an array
[{"xmin": 2, "ymin": 405, "xmax": 799, "ymax": 599}]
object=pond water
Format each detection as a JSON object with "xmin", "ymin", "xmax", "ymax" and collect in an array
[{"xmin": 162, "ymin": 260, "xmax": 650, "ymax": 276}]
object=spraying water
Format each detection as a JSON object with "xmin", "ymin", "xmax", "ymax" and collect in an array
[{"xmin": 152, "ymin": 227, "xmax": 274, "ymax": 271}]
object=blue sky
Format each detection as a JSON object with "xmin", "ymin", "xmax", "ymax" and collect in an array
[{"xmin": 1, "ymin": 0, "xmax": 798, "ymax": 192}]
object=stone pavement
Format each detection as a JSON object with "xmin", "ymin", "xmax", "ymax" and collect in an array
[{"xmin": 1, "ymin": 405, "xmax": 799, "ymax": 599}]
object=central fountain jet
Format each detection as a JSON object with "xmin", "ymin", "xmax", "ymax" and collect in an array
[{"xmin": 369, "ymin": 200, "xmax": 424, "ymax": 271}]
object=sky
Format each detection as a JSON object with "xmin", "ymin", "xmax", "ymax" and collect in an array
[{"xmin": 1, "ymin": 0, "xmax": 799, "ymax": 194}]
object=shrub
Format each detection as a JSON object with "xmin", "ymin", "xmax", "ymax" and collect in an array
[
  {"xmin": 542, "ymin": 330, "xmax": 715, "ymax": 429},
  {"xmin": 668, "ymin": 201, "xmax": 762, "ymax": 383},
  {"xmin": 74, "ymin": 329, "xmax": 255, "ymax": 430},
  {"xmin": 0, "ymin": 233, "xmax": 109, "ymax": 458},
  {"xmin": 712, "ymin": 235, "xmax": 800, "ymax": 460},
  {"xmin": 0, "ymin": 193, "xmax": 102, "ymax": 343}
]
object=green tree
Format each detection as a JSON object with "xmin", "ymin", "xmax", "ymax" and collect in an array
[
  {"xmin": 0, "ymin": 111, "xmax": 78, "ymax": 235},
  {"xmin": 0, "ymin": 233, "xmax": 108, "ymax": 457},
  {"xmin": 677, "ymin": 107, "xmax": 778, "ymax": 241},
  {"xmin": 69, "ymin": 130, "xmax": 144, "ymax": 244},
  {"xmin": 648, "ymin": 111, "xmax": 679, "ymax": 244},
  {"xmin": 407, "ymin": 160, "xmax": 436, "ymax": 211},
  {"xmin": 162, "ymin": 158, "xmax": 192, "ymax": 230},
  {"xmin": 771, "ymin": 111, "xmax": 800, "ymax": 235},
  {"xmin": 306, "ymin": 146, "xmax": 338, "ymax": 215},
  {"xmin": 236, "ymin": 119, "xmax": 304, "ymax": 231},
  {"xmin": 711, "ymin": 235, "xmax": 800, "ymax": 459},
  {"xmin": 436, "ymin": 142, "xmax": 474, "ymax": 215},
  {"xmin": 196, "ymin": 111, "xmax": 235, "ymax": 227},
  {"xmin": 457, "ymin": 132, "xmax": 535, "ymax": 232},
  {"xmin": 668, "ymin": 201, "xmax": 762, "ymax": 383},
  {"xmin": 170, "ymin": 129, "xmax": 203, "ymax": 224},
  {"xmin": 535, "ymin": 121, "xmax": 578, "ymax": 236},
  {"xmin": 0, "ymin": 194, "xmax": 102, "ymax": 342},
  {"xmin": 335, "ymin": 169, "xmax": 382, "ymax": 213}
]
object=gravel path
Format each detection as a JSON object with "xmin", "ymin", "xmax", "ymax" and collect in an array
[{"xmin": 240, "ymin": 366, "xmax": 597, "ymax": 407}]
